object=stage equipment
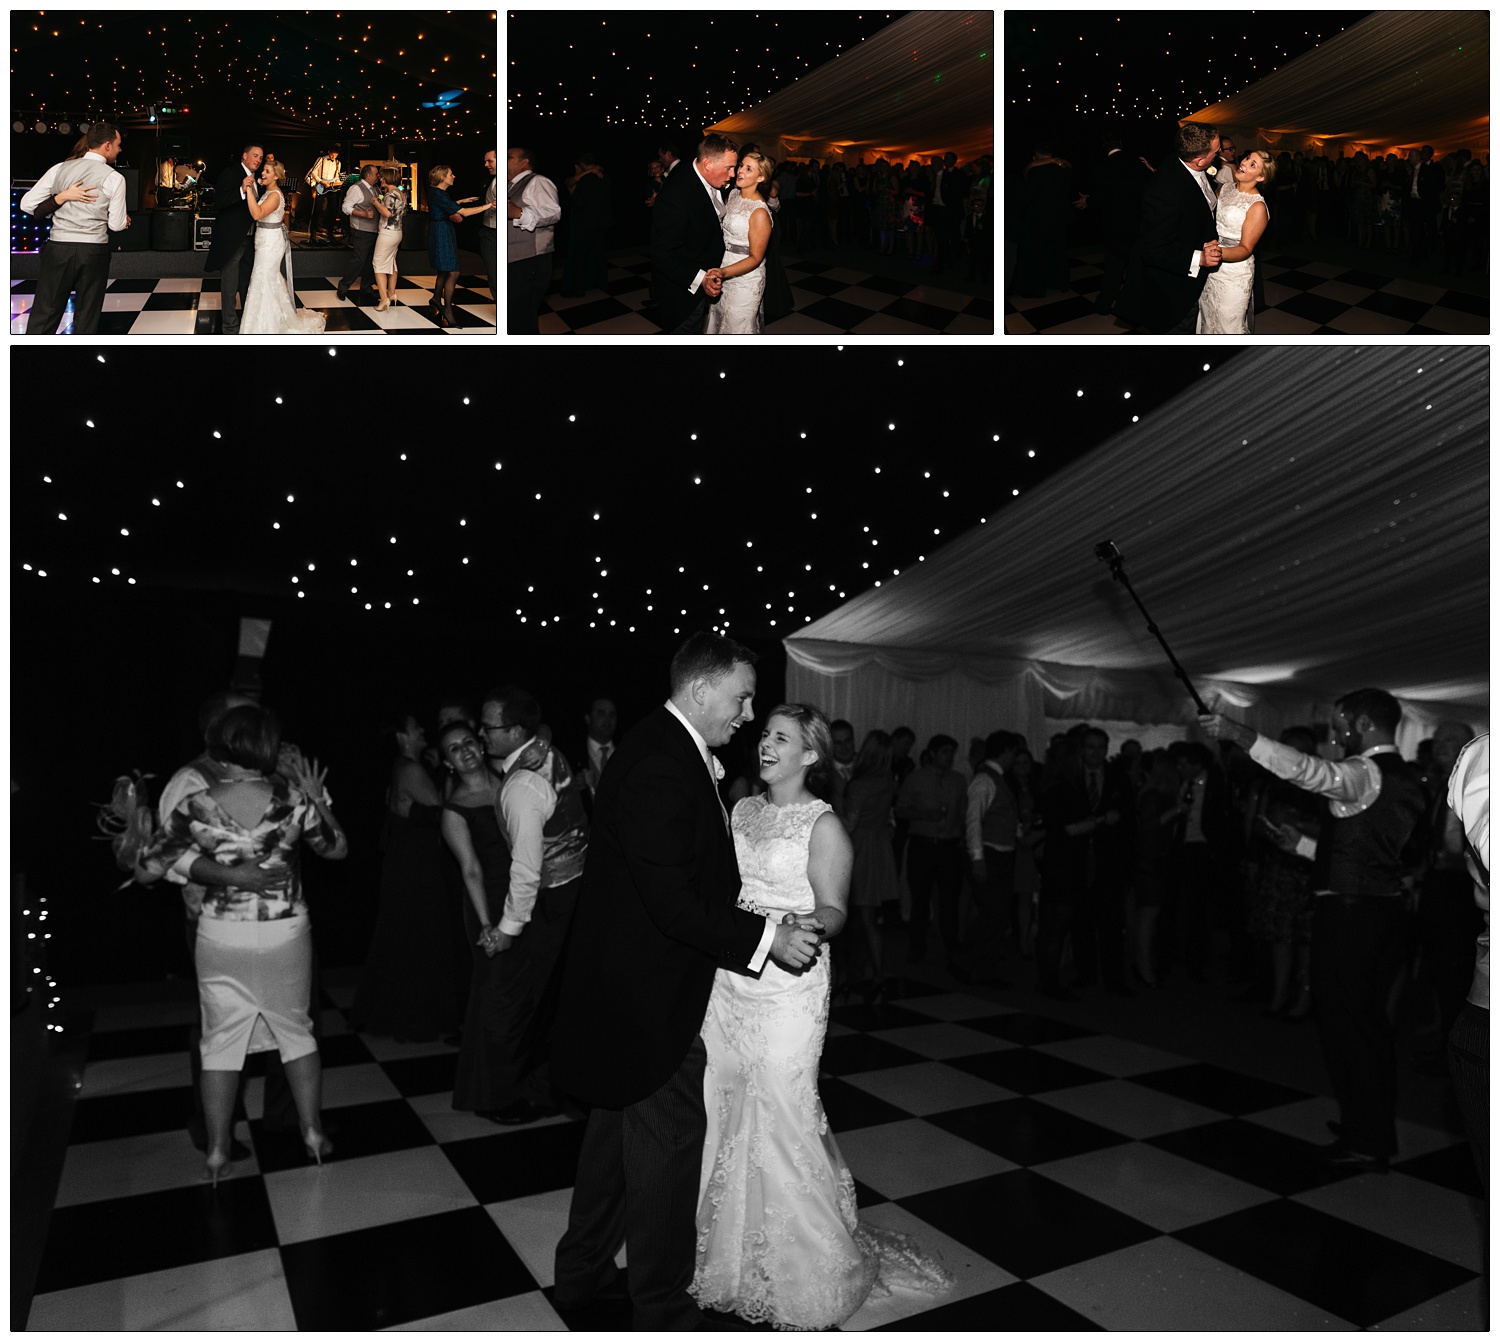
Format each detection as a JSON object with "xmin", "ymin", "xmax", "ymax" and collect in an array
[{"xmin": 1094, "ymin": 540, "xmax": 1210, "ymax": 714}]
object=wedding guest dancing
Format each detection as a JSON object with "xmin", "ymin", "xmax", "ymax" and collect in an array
[
  {"xmin": 649, "ymin": 132, "xmax": 740, "ymax": 335},
  {"xmin": 19, "ymin": 122, "xmax": 129, "ymax": 335},
  {"xmin": 368, "ymin": 167, "xmax": 408, "ymax": 312},
  {"xmin": 338, "ymin": 163, "xmax": 382, "ymax": 305},
  {"xmin": 476, "ymin": 148, "xmax": 498, "ymax": 301},
  {"xmin": 139, "ymin": 705, "xmax": 348, "ymax": 1186},
  {"xmin": 1117, "ymin": 122, "xmax": 1222, "ymax": 334},
  {"xmin": 1198, "ymin": 150, "xmax": 1273, "ymax": 334},
  {"xmin": 506, "ymin": 146, "xmax": 560, "ymax": 333}
]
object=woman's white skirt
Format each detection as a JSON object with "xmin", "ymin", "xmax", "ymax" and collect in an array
[{"xmin": 196, "ymin": 914, "xmax": 316, "ymax": 1070}]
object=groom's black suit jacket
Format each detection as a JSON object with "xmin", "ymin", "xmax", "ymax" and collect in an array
[
  {"xmin": 1120, "ymin": 158, "xmax": 1218, "ymax": 333},
  {"xmin": 550, "ymin": 705, "xmax": 768, "ymax": 1110},
  {"xmin": 649, "ymin": 161, "xmax": 725, "ymax": 331},
  {"xmin": 204, "ymin": 163, "xmax": 261, "ymax": 272}
]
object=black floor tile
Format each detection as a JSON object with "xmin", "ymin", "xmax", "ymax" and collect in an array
[
  {"xmin": 85, "ymin": 1023, "xmax": 190, "ymax": 1061},
  {"xmin": 964, "ymin": 1012, "xmax": 1096, "ymax": 1047},
  {"xmin": 786, "ymin": 260, "xmax": 831, "ymax": 275},
  {"xmin": 317, "ymin": 1032, "xmax": 376, "ymax": 1068},
  {"xmin": 947, "ymin": 1048, "xmax": 1110, "ymax": 1096},
  {"xmin": 1147, "ymin": 1118, "xmax": 1353, "ymax": 1197},
  {"xmin": 34, "ymin": 1177, "xmax": 280, "ymax": 1294},
  {"xmin": 963, "ymin": 297, "xmax": 994, "ymax": 319},
  {"xmin": 874, "ymin": 1280, "xmax": 1102, "ymax": 1330},
  {"xmin": 818, "ymin": 1075, "xmax": 913, "ymax": 1133},
  {"xmin": 378, "ymin": 1050, "xmax": 459, "ymax": 1098},
  {"xmin": 440, "ymin": 1118, "xmax": 588, "ymax": 1202},
  {"xmin": 1130, "ymin": 1061, "xmax": 1309, "ymax": 1116},
  {"xmin": 557, "ymin": 295, "xmax": 632, "ymax": 328},
  {"xmin": 547, "ymin": 1286, "xmax": 635, "ymax": 1332},
  {"xmin": 102, "ymin": 278, "xmax": 160, "ymax": 292},
  {"xmin": 1173, "ymin": 1198, "xmax": 1477, "ymax": 1328},
  {"xmin": 1436, "ymin": 288, "xmax": 1487, "ymax": 316},
  {"xmin": 1021, "ymin": 294, "xmax": 1097, "ymax": 329},
  {"xmin": 899, "ymin": 1168, "xmax": 1155, "ymax": 1278},
  {"xmin": 93, "ymin": 312, "xmax": 143, "ymax": 335},
  {"xmin": 10, "ymin": 279, "xmax": 39, "ymax": 293},
  {"xmin": 1394, "ymin": 1140, "xmax": 1483, "ymax": 1197},
  {"xmin": 929, "ymin": 1096, "xmax": 1129, "ymax": 1166},
  {"xmin": 878, "ymin": 976, "xmax": 950, "ymax": 1000},
  {"xmin": 68, "ymin": 1085, "xmax": 193, "ymax": 1142},
  {"xmin": 828, "ymin": 1000, "xmax": 933, "ymax": 1032},
  {"xmin": 857, "ymin": 275, "xmax": 918, "ymax": 297},
  {"xmin": 279, "ymin": 1204, "xmax": 535, "ymax": 1330},
  {"xmin": 252, "ymin": 1098, "xmax": 437, "ymax": 1173},
  {"xmin": 852, "ymin": 1175, "xmax": 889, "ymax": 1209},
  {"xmin": 818, "ymin": 1033, "xmax": 929, "ymax": 1077},
  {"xmin": 799, "ymin": 296, "xmax": 884, "ymax": 331},
  {"xmin": 1406, "ymin": 323, "xmax": 1445, "ymax": 334},
  {"xmin": 1331, "ymin": 269, "xmax": 1392, "ymax": 289},
  {"xmin": 606, "ymin": 274, "xmax": 648, "ymax": 296},
  {"xmin": 319, "ymin": 307, "xmax": 382, "ymax": 332},
  {"xmin": 791, "ymin": 274, "xmax": 851, "ymax": 296},
  {"xmin": 1274, "ymin": 291, "xmax": 1350, "ymax": 323},
  {"xmin": 1356, "ymin": 290, "xmax": 1431, "ymax": 322},
  {"xmin": 141, "ymin": 292, "xmax": 204, "ymax": 310},
  {"xmin": 878, "ymin": 297, "xmax": 957, "ymax": 330}
]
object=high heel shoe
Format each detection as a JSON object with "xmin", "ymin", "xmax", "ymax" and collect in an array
[
  {"xmin": 204, "ymin": 1149, "xmax": 232, "ymax": 1189},
  {"xmin": 303, "ymin": 1128, "xmax": 334, "ymax": 1165}
]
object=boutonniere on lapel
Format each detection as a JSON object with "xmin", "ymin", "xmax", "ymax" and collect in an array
[
  {"xmin": 710, "ymin": 755, "xmax": 725, "ymax": 782},
  {"xmin": 1206, "ymin": 165, "xmax": 1218, "ymax": 177}
]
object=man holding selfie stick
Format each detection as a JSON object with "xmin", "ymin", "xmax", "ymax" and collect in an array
[{"xmin": 1201, "ymin": 690, "xmax": 1426, "ymax": 1173}]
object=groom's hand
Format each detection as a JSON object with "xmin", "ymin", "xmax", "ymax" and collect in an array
[
  {"xmin": 702, "ymin": 272, "xmax": 723, "ymax": 298},
  {"xmin": 1202, "ymin": 240, "xmax": 1222, "ymax": 266},
  {"xmin": 770, "ymin": 918, "xmax": 821, "ymax": 969}
]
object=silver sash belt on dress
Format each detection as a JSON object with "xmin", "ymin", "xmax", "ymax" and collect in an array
[
  {"xmin": 723, "ymin": 242, "xmax": 750, "ymax": 256},
  {"xmin": 255, "ymin": 220, "xmax": 285, "ymax": 230}
]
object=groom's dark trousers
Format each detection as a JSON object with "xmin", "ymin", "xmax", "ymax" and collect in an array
[{"xmin": 554, "ymin": 1038, "xmax": 707, "ymax": 1329}]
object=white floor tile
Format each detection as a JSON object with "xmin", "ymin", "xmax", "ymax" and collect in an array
[
  {"xmin": 486, "ymin": 1188, "xmax": 627, "ymax": 1290},
  {"xmin": 319, "ymin": 1060, "xmax": 404, "ymax": 1109},
  {"xmin": 866, "ymin": 1021, "xmax": 1018, "ymax": 1060},
  {"xmin": 407, "ymin": 1090, "xmax": 571, "ymax": 1144},
  {"xmin": 154, "ymin": 276, "xmax": 204, "ymax": 292},
  {"xmin": 903, "ymin": 285, "xmax": 974, "ymax": 312},
  {"xmin": 55, "ymin": 1125, "xmax": 259, "ymax": 1206},
  {"xmin": 77, "ymin": 1052, "xmax": 191, "ymax": 1098},
  {"xmin": 842, "ymin": 1060, "xmax": 1017, "ymax": 1116},
  {"xmin": 128, "ymin": 310, "xmax": 199, "ymax": 334},
  {"xmin": 848, "ymin": 313, "xmax": 939, "ymax": 336},
  {"xmin": 357, "ymin": 1032, "xmax": 459, "ymax": 1062},
  {"xmin": 101, "ymin": 293, "xmax": 151, "ymax": 311},
  {"xmin": 1370, "ymin": 1274, "xmax": 1489, "ymax": 1330},
  {"xmin": 366, "ymin": 305, "xmax": 441, "ymax": 329},
  {"xmin": 1030, "ymin": 1235, "xmax": 1358, "ymax": 1331},
  {"xmin": 1034, "ymin": 1078, "xmax": 1223, "ymax": 1140},
  {"xmin": 1033, "ymin": 1141, "xmax": 1277, "ymax": 1233},
  {"xmin": 1421, "ymin": 305, "xmax": 1488, "ymax": 335},
  {"xmin": 942, "ymin": 313, "xmax": 996, "ymax": 335},
  {"xmin": 1032, "ymin": 1035, "xmax": 1193, "ymax": 1078},
  {"xmin": 1294, "ymin": 1171, "xmax": 1486, "ymax": 1272},
  {"xmin": 1245, "ymin": 1097, "xmax": 1462, "ymax": 1160},
  {"xmin": 761, "ymin": 313, "xmax": 844, "ymax": 334},
  {"xmin": 262, "ymin": 1145, "xmax": 478, "ymax": 1244},
  {"xmin": 387, "ymin": 1289, "xmax": 567, "ymax": 1330},
  {"xmin": 835, "ymin": 1117, "xmax": 1016, "ymax": 1199},
  {"xmin": 26, "ymin": 1248, "xmax": 297, "ymax": 1330}
]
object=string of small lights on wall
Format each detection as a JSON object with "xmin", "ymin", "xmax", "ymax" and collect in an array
[
  {"xmin": 11, "ymin": 11, "xmax": 497, "ymax": 141},
  {"xmin": 507, "ymin": 12, "xmax": 897, "ymax": 128},
  {"xmin": 15, "ymin": 352, "xmax": 1229, "ymax": 644}
]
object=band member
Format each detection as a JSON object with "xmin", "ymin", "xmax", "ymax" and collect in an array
[{"xmin": 306, "ymin": 145, "xmax": 344, "ymax": 243}]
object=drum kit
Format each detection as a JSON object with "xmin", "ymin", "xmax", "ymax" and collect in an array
[{"xmin": 157, "ymin": 159, "xmax": 210, "ymax": 212}]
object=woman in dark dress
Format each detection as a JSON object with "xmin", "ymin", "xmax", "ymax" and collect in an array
[
  {"xmin": 350, "ymin": 713, "xmax": 462, "ymax": 1042},
  {"xmin": 437, "ymin": 720, "xmax": 515, "ymax": 1118},
  {"xmin": 425, "ymin": 164, "xmax": 490, "ymax": 327}
]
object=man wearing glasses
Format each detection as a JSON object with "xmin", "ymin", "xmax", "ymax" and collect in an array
[{"xmin": 478, "ymin": 686, "xmax": 587, "ymax": 1125}]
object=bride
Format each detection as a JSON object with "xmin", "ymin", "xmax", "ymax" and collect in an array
[
  {"xmin": 242, "ymin": 162, "xmax": 326, "ymax": 334},
  {"xmin": 1197, "ymin": 149, "xmax": 1272, "ymax": 335},
  {"xmin": 705, "ymin": 150, "xmax": 775, "ymax": 335},
  {"xmin": 691, "ymin": 702, "xmax": 953, "ymax": 1329}
]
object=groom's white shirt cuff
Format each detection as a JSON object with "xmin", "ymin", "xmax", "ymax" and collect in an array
[
  {"xmin": 690, "ymin": 268, "xmax": 706, "ymax": 294},
  {"xmin": 1189, "ymin": 250, "xmax": 1202, "ymax": 277},
  {"xmin": 664, "ymin": 699, "xmax": 777, "ymax": 972}
]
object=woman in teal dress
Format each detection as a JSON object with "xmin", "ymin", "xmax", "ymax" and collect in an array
[{"xmin": 437, "ymin": 720, "xmax": 515, "ymax": 1117}]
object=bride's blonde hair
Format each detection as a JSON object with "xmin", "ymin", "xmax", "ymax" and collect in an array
[{"xmin": 741, "ymin": 150, "xmax": 775, "ymax": 199}]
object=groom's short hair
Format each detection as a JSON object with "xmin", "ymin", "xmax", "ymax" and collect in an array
[
  {"xmin": 86, "ymin": 122, "xmax": 121, "ymax": 151},
  {"xmin": 696, "ymin": 132, "xmax": 739, "ymax": 164},
  {"xmin": 670, "ymin": 631, "xmax": 758, "ymax": 695},
  {"xmin": 1174, "ymin": 123, "xmax": 1217, "ymax": 160}
]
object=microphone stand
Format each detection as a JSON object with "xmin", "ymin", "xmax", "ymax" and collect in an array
[{"xmin": 1094, "ymin": 540, "xmax": 1209, "ymax": 714}]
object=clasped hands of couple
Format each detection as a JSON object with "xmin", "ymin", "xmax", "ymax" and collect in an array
[
  {"xmin": 1201, "ymin": 239, "xmax": 1224, "ymax": 268},
  {"xmin": 772, "ymin": 910, "xmax": 825, "ymax": 970}
]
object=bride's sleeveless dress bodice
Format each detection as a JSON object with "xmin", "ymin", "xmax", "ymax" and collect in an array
[
  {"xmin": 1197, "ymin": 185, "xmax": 1265, "ymax": 335},
  {"xmin": 241, "ymin": 190, "xmax": 326, "ymax": 335},
  {"xmin": 705, "ymin": 194, "xmax": 771, "ymax": 335},
  {"xmin": 691, "ymin": 795, "xmax": 952, "ymax": 1330}
]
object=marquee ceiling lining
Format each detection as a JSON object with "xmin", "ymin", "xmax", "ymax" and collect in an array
[{"xmin": 708, "ymin": 10, "xmax": 993, "ymax": 165}]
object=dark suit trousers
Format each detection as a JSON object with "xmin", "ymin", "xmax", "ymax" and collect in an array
[
  {"xmin": 340, "ymin": 227, "xmax": 378, "ymax": 293},
  {"xmin": 1446, "ymin": 1001, "xmax": 1487, "ymax": 1193},
  {"xmin": 508, "ymin": 254, "xmax": 551, "ymax": 333},
  {"xmin": 26, "ymin": 240, "xmax": 111, "ymax": 335},
  {"xmin": 664, "ymin": 293, "xmax": 708, "ymax": 335},
  {"xmin": 479, "ymin": 878, "xmax": 579, "ymax": 1106},
  {"xmin": 555, "ymin": 1035, "xmax": 708, "ymax": 1330},
  {"xmin": 955, "ymin": 850, "xmax": 1015, "ymax": 978},
  {"xmin": 219, "ymin": 225, "xmax": 255, "ymax": 330},
  {"xmin": 906, "ymin": 836, "xmax": 964, "ymax": 960},
  {"xmin": 1312, "ymin": 895, "xmax": 1406, "ymax": 1159}
]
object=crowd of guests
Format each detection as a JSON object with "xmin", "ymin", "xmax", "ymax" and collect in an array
[
  {"xmin": 123, "ymin": 673, "xmax": 1487, "ymax": 1195},
  {"xmin": 1015, "ymin": 128, "xmax": 1487, "ymax": 302}
]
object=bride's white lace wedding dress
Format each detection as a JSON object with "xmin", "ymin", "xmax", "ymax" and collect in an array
[
  {"xmin": 705, "ymin": 193, "xmax": 771, "ymax": 335},
  {"xmin": 690, "ymin": 795, "xmax": 954, "ymax": 1330},
  {"xmin": 241, "ymin": 189, "xmax": 326, "ymax": 335},
  {"xmin": 1197, "ymin": 185, "xmax": 1266, "ymax": 335}
]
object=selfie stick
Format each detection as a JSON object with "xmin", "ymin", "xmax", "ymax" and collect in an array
[{"xmin": 1093, "ymin": 540, "xmax": 1210, "ymax": 714}]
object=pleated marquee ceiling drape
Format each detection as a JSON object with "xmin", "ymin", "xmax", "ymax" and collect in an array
[
  {"xmin": 708, "ymin": 10, "xmax": 994, "ymax": 165},
  {"xmin": 1184, "ymin": 10, "xmax": 1489, "ymax": 157},
  {"xmin": 785, "ymin": 347, "xmax": 1489, "ymax": 757}
]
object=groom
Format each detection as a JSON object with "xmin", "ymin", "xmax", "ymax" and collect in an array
[
  {"xmin": 649, "ymin": 132, "xmax": 740, "ymax": 335},
  {"xmin": 1120, "ymin": 122, "xmax": 1222, "ymax": 334},
  {"xmin": 551, "ymin": 632, "xmax": 823, "ymax": 1330},
  {"xmin": 204, "ymin": 144, "xmax": 265, "ymax": 334}
]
